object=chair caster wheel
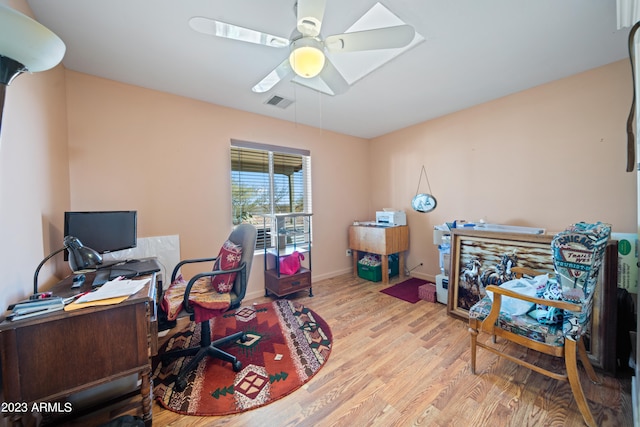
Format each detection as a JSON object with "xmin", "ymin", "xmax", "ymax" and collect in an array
[
  {"xmin": 233, "ymin": 360, "xmax": 242, "ymax": 372},
  {"xmin": 175, "ymin": 378, "xmax": 187, "ymax": 392},
  {"xmin": 240, "ymin": 332, "xmax": 248, "ymax": 343}
]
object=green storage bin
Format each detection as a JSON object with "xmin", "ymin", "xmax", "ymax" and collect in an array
[
  {"xmin": 358, "ymin": 253, "xmax": 399, "ymax": 282},
  {"xmin": 358, "ymin": 263, "xmax": 382, "ymax": 282}
]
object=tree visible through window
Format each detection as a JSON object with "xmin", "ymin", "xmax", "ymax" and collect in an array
[{"xmin": 230, "ymin": 140, "xmax": 312, "ymax": 248}]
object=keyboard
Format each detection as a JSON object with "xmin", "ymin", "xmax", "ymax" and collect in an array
[
  {"xmin": 92, "ymin": 269, "xmax": 111, "ymax": 287},
  {"xmin": 92, "ymin": 258, "xmax": 161, "ymax": 286},
  {"xmin": 109, "ymin": 258, "xmax": 161, "ymax": 280}
]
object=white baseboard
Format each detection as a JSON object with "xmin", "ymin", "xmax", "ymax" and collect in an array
[
  {"xmin": 312, "ymin": 268, "xmax": 352, "ymax": 282},
  {"xmin": 407, "ymin": 271, "xmax": 437, "ymax": 283},
  {"xmin": 244, "ymin": 290, "xmax": 265, "ymax": 301},
  {"xmin": 243, "ymin": 268, "xmax": 440, "ymax": 302}
]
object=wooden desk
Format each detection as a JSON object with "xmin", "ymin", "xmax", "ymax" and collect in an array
[
  {"xmin": 349, "ymin": 225, "xmax": 409, "ymax": 284},
  {"xmin": 0, "ymin": 272, "xmax": 158, "ymax": 426}
]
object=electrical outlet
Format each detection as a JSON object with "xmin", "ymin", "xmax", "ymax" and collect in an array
[{"xmin": 346, "ymin": 249, "xmax": 352, "ymax": 256}]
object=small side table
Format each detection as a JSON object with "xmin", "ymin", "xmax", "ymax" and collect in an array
[{"xmin": 349, "ymin": 225, "xmax": 409, "ymax": 284}]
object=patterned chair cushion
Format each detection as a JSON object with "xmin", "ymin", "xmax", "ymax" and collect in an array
[
  {"xmin": 211, "ymin": 239, "xmax": 243, "ymax": 293},
  {"xmin": 161, "ymin": 274, "xmax": 231, "ymax": 323},
  {"xmin": 469, "ymin": 296, "xmax": 565, "ymax": 347},
  {"xmin": 562, "ymin": 295, "xmax": 593, "ymax": 341}
]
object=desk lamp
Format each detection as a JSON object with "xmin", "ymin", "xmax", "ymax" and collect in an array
[
  {"xmin": 0, "ymin": 4, "xmax": 66, "ymax": 135},
  {"xmin": 33, "ymin": 236, "xmax": 102, "ymax": 295}
]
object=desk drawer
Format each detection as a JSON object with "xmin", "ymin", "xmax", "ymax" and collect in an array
[{"xmin": 1, "ymin": 304, "xmax": 149, "ymax": 403}]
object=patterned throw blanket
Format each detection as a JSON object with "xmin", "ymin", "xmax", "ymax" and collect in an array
[{"xmin": 161, "ymin": 275, "xmax": 231, "ymax": 323}]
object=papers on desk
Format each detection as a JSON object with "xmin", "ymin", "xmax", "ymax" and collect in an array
[
  {"xmin": 8, "ymin": 297, "xmax": 66, "ymax": 321},
  {"xmin": 75, "ymin": 278, "xmax": 150, "ymax": 304},
  {"xmin": 5, "ymin": 278, "xmax": 151, "ymax": 319}
]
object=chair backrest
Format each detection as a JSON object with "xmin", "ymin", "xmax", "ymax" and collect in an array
[
  {"xmin": 227, "ymin": 223, "xmax": 257, "ymax": 305},
  {"xmin": 550, "ymin": 222, "xmax": 611, "ymax": 339},
  {"xmin": 551, "ymin": 222, "xmax": 611, "ymax": 299}
]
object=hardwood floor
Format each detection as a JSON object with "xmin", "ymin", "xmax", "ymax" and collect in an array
[{"xmin": 68, "ymin": 273, "xmax": 635, "ymax": 426}]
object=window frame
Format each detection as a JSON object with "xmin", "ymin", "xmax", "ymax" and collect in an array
[{"xmin": 230, "ymin": 140, "xmax": 312, "ymax": 249}]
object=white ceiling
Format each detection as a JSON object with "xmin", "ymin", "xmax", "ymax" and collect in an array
[{"xmin": 26, "ymin": 0, "xmax": 631, "ymax": 139}]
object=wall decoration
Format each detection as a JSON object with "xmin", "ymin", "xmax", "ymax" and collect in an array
[
  {"xmin": 448, "ymin": 229, "xmax": 554, "ymax": 321},
  {"xmin": 412, "ymin": 165, "xmax": 437, "ymax": 213}
]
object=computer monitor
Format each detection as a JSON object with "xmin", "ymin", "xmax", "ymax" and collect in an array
[{"xmin": 63, "ymin": 211, "xmax": 137, "ymax": 260}]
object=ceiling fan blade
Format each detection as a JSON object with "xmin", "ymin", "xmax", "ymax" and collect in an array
[
  {"xmin": 297, "ymin": 0, "xmax": 326, "ymax": 37},
  {"xmin": 325, "ymin": 25, "xmax": 415, "ymax": 53},
  {"xmin": 320, "ymin": 58, "xmax": 349, "ymax": 95},
  {"xmin": 189, "ymin": 17, "xmax": 289, "ymax": 48},
  {"xmin": 251, "ymin": 58, "xmax": 293, "ymax": 93}
]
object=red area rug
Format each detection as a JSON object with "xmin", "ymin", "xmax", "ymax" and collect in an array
[
  {"xmin": 380, "ymin": 277, "xmax": 429, "ymax": 303},
  {"xmin": 152, "ymin": 300, "xmax": 332, "ymax": 416}
]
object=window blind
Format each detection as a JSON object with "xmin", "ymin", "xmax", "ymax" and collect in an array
[{"xmin": 230, "ymin": 140, "xmax": 312, "ymax": 247}]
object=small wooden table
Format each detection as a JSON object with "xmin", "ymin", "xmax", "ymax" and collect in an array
[
  {"xmin": 349, "ymin": 225, "xmax": 409, "ymax": 284},
  {"xmin": 0, "ymin": 272, "xmax": 158, "ymax": 426}
]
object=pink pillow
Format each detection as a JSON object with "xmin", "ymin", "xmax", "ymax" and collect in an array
[{"xmin": 212, "ymin": 239, "xmax": 243, "ymax": 293}]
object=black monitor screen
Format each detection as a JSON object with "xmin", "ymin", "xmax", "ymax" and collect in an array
[{"xmin": 63, "ymin": 211, "xmax": 137, "ymax": 260}]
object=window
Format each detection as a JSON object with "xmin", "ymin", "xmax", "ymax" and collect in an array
[{"xmin": 230, "ymin": 140, "xmax": 312, "ymax": 248}]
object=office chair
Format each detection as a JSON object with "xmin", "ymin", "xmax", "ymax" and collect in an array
[
  {"xmin": 468, "ymin": 222, "xmax": 611, "ymax": 427},
  {"xmin": 161, "ymin": 223, "xmax": 257, "ymax": 391}
]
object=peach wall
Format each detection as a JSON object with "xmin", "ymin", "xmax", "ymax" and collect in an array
[
  {"xmin": 370, "ymin": 60, "xmax": 637, "ymax": 281},
  {"xmin": 1, "ymin": 0, "xmax": 634, "ymax": 309},
  {"xmin": 0, "ymin": 0, "xmax": 70, "ymax": 311},
  {"xmin": 65, "ymin": 71, "xmax": 370, "ymax": 299}
]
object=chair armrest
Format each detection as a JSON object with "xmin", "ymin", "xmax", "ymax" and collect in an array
[
  {"xmin": 182, "ymin": 262, "xmax": 247, "ymax": 313},
  {"xmin": 486, "ymin": 285, "xmax": 583, "ymax": 312},
  {"xmin": 170, "ymin": 257, "xmax": 218, "ymax": 283},
  {"xmin": 480, "ymin": 285, "xmax": 583, "ymax": 336}
]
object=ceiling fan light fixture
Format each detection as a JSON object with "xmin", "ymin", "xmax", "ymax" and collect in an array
[{"xmin": 289, "ymin": 37, "xmax": 325, "ymax": 78}]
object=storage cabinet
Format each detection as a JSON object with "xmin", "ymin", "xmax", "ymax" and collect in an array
[
  {"xmin": 349, "ymin": 225, "xmax": 409, "ymax": 284},
  {"xmin": 264, "ymin": 213, "xmax": 313, "ymax": 297}
]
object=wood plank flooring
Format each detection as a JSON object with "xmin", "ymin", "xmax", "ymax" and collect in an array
[{"xmin": 66, "ymin": 273, "xmax": 634, "ymax": 426}]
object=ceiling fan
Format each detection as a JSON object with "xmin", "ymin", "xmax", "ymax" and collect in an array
[{"xmin": 189, "ymin": 0, "xmax": 416, "ymax": 95}]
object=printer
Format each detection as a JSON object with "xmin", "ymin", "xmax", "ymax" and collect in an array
[{"xmin": 376, "ymin": 210, "xmax": 406, "ymax": 226}]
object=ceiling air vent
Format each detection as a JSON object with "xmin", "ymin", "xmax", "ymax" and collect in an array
[{"xmin": 265, "ymin": 95, "xmax": 294, "ymax": 109}]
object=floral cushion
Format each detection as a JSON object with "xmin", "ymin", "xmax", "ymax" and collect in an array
[{"xmin": 212, "ymin": 239, "xmax": 243, "ymax": 293}]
